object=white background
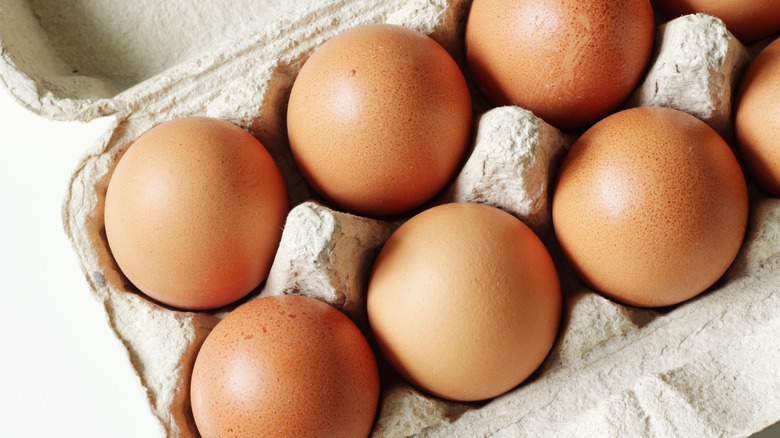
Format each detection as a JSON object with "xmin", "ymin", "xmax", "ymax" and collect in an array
[
  {"xmin": 2, "ymin": 84, "xmax": 779, "ymax": 438},
  {"xmin": 0, "ymin": 87, "xmax": 163, "ymax": 437}
]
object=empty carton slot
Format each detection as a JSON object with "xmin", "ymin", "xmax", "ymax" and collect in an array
[{"xmin": 2, "ymin": 0, "xmax": 306, "ymax": 100}]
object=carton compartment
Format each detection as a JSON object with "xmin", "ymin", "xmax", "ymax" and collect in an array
[{"xmin": 2, "ymin": 0, "xmax": 305, "ymax": 100}]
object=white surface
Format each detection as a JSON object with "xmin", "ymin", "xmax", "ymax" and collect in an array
[{"xmin": 0, "ymin": 87, "xmax": 164, "ymax": 437}]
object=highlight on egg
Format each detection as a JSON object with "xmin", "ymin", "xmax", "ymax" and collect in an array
[
  {"xmin": 104, "ymin": 117, "xmax": 289, "ymax": 310},
  {"xmin": 465, "ymin": 0, "xmax": 655, "ymax": 130},
  {"xmin": 286, "ymin": 23, "xmax": 472, "ymax": 217},
  {"xmin": 190, "ymin": 295, "xmax": 380, "ymax": 438},
  {"xmin": 367, "ymin": 202, "xmax": 562, "ymax": 402},
  {"xmin": 552, "ymin": 106, "xmax": 749, "ymax": 308}
]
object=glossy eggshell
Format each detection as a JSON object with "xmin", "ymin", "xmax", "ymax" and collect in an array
[
  {"xmin": 190, "ymin": 295, "xmax": 380, "ymax": 438},
  {"xmin": 654, "ymin": 0, "xmax": 780, "ymax": 43},
  {"xmin": 286, "ymin": 24, "xmax": 472, "ymax": 217},
  {"xmin": 465, "ymin": 0, "xmax": 654, "ymax": 130},
  {"xmin": 104, "ymin": 117, "xmax": 289, "ymax": 310},
  {"xmin": 367, "ymin": 203, "xmax": 562, "ymax": 402},
  {"xmin": 552, "ymin": 107, "xmax": 749, "ymax": 308},
  {"xmin": 735, "ymin": 37, "xmax": 780, "ymax": 197}
]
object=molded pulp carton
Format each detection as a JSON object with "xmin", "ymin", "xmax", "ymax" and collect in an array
[{"xmin": 1, "ymin": 1, "xmax": 778, "ymax": 436}]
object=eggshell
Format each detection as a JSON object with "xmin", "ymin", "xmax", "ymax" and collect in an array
[
  {"xmin": 190, "ymin": 295, "xmax": 380, "ymax": 438},
  {"xmin": 735, "ymin": 37, "xmax": 780, "ymax": 197},
  {"xmin": 104, "ymin": 117, "xmax": 289, "ymax": 310},
  {"xmin": 552, "ymin": 106, "xmax": 749, "ymax": 308},
  {"xmin": 286, "ymin": 23, "xmax": 472, "ymax": 217},
  {"xmin": 465, "ymin": 0, "xmax": 655, "ymax": 130},
  {"xmin": 367, "ymin": 202, "xmax": 562, "ymax": 402},
  {"xmin": 653, "ymin": 0, "xmax": 780, "ymax": 43}
]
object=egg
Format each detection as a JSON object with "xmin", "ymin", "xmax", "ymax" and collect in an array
[
  {"xmin": 286, "ymin": 23, "xmax": 472, "ymax": 217},
  {"xmin": 104, "ymin": 117, "xmax": 289, "ymax": 310},
  {"xmin": 367, "ymin": 203, "xmax": 561, "ymax": 402},
  {"xmin": 653, "ymin": 0, "xmax": 780, "ymax": 43},
  {"xmin": 190, "ymin": 295, "xmax": 380, "ymax": 437},
  {"xmin": 735, "ymin": 37, "xmax": 780, "ymax": 197},
  {"xmin": 465, "ymin": 0, "xmax": 655, "ymax": 130},
  {"xmin": 552, "ymin": 106, "xmax": 748, "ymax": 308}
]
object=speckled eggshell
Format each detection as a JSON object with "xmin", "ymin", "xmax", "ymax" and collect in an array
[
  {"xmin": 190, "ymin": 295, "xmax": 380, "ymax": 438},
  {"xmin": 465, "ymin": 0, "xmax": 655, "ymax": 131},
  {"xmin": 735, "ymin": 37, "xmax": 780, "ymax": 197},
  {"xmin": 367, "ymin": 203, "xmax": 562, "ymax": 402},
  {"xmin": 286, "ymin": 23, "xmax": 472, "ymax": 217},
  {"xmin": 654, "ymin": 0, "xmax": 780, "ymax": 43},
  {"xmin": 104, "ymin": 117, "xmax": 289, "ymax": 310},
  {"xmin": 552, "ymin": 106, "xmax": 749, "ymax": 308}
]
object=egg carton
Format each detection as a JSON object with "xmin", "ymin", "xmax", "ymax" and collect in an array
[{"xmin": 1, "ymin": 0, "xmax": 779, "ymax": 437}]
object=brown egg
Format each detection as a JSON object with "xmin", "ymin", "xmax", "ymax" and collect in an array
[
  {"xmin": 552, "ymin": 107, "xmax": 748, "ymax": 308},
  {"xmin": 465, "ymin": 0, "xmax": 655, "ymax": 130},
  {"xmin": 735, "ymin": 37, "xmax": 780, "ymax": 197},
  {"xmin": 367, "ymin": 203, "xmax": 561, "ymax": 402},
  {"xmin": 286, "ymin": 24, "xmax": 472, "ymax": 217},
  {"xmin": 104, "ymin": 117, "xmax": 289, "ymax": 310},
  {"xmin": 654, "ymin": 0, "xmax": 780, "ymax": 43},
  {"xmin": 190, "ymin": 295, "xmax": 380, "ymax": 438}
]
